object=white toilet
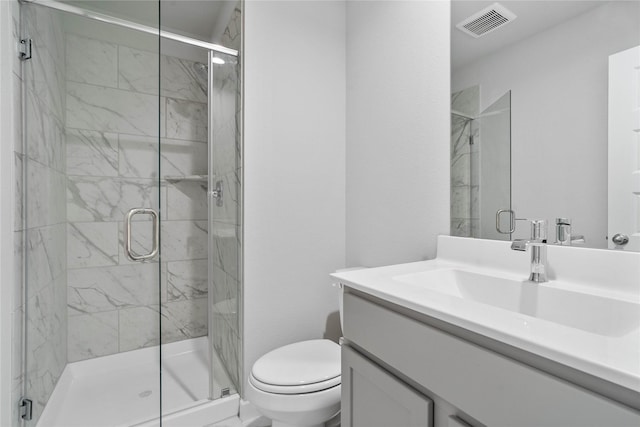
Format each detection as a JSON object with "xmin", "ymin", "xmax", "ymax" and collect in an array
[
  {"xmin": 246, "ymin": 276, "xmax": 353, "ymax": 427},
  {"xmin": 246, "ymin": 339, "xmax": 341, "ymax": 427}
]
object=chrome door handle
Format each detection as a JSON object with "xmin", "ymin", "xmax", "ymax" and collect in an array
[
  {"xmin": 496, "ymin": 209, "xmax": 516, "ymax": 234},
  {"xmin": 496, "ymin": 209, "xmax": 529, "ymax": 235},
  {"xmin": 612, "ymin": 233, "xmax": 629, "ymax": 246},
  {"xmin": 124, "ymin": 208, "xmax": 159, "ymax": 261}
]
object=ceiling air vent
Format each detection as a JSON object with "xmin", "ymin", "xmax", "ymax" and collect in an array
[{"xmin": 456, "ymin": 3, "xmax": 517, "ymax": 38}]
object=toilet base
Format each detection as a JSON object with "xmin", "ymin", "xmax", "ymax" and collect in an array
[{"xmin": 272, "ymin": 421, "xmax": 323, "ymax": 427}]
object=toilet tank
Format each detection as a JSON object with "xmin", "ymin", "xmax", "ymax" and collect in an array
[{"xmin": 334, "ymin": 267, "xmax": 367, "ymax": 333}]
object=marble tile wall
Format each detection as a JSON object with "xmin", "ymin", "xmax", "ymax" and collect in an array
[
  {"xmin": 451, "ymin": 86, "xmax": 480, "ymax": 238},
  {"xmin": 11, "ymin": 3, "xmax": 24, "ymax": 426},
  {"xmin": 210, "ymin": 3, "xmax": 242, "ymax": 395},
  {"xmin": 18, "ymin": 4, "xmax": 68, "ymax": 426},
  {"xmin": 64, "ymin": 32, "xmax": 210, "ymax": 362}
]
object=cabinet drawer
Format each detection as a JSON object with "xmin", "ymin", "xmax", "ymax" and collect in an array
[
  {"xmin": 343, "ymin": 292, "xmax": 640, "ymax": 427},
  {"xmin": 342, "ymin": 345, "xmax": 433, "ymax": 427}
]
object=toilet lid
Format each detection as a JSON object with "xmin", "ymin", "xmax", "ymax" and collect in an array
[{"xmin": 251, "ymin": 339, "xmax": 340, "ymax": 392}]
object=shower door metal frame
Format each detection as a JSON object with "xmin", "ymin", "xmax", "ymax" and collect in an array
[{"xmin": 18, "ymin": 0, "xmax": 238, "ymax": 57}]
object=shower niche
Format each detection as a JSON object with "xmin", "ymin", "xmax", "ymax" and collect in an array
[{"xmin": 16, "ymin": 1, "xmax": 242, "ymax": 425}]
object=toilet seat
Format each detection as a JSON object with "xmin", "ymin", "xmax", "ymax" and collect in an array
[{"xmin": 250, "ymin": 339, "xmax": 341, "ymax": 395}]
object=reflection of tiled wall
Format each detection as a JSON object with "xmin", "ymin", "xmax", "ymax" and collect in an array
[
  {"xmin": 65, "ymin": 32, "xmax": 209, "ymax": 362},
  {"xmin": 11, "ymin": 2, "xmax": 24, "ymax": 424},
  {"xmin": 451, "ymin": 86, "xmax": 479, "ymax": 237},
  {"xmin": 210, "ymin": 4, "xmax": 242, "ymax": 394},
  {"xmin": 18, "ymin": 4, "xmax": 68, "ymax": 426}
]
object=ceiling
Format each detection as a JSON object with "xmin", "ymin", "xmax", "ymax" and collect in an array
[
  {"xmin": 451, "ymin": 1, "xmax": 609, "ymax": 70},
  {"xmin": 66, "ymin": 0, "xmax": 237, "ymax": 43}
]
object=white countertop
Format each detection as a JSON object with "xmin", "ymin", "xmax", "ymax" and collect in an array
[{"xmin": 331, "ymin": 236, "xmax": 640, "ymax": 395}]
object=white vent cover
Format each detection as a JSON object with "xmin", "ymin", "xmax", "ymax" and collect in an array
[{"xmin": 456, "ymin": 3, "xmax": 517, "ymax": 38}]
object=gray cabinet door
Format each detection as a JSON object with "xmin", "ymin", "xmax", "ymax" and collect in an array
[{"xmin": 342, "ymin": 345, "xmax": 433, "ymax": 427}]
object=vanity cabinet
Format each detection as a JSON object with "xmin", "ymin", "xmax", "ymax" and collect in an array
[
  {"xmin": 341, "ymin": 290, "xmax": 640, "ymax": 427},
  {"xmin": 342, "ymin": 345, "xmax": 433, "ymax": 426}
]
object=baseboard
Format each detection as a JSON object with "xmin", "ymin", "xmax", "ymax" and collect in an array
[{"xmin": 239, "ymin": 399, "xmax": 270, "ymax": 427}]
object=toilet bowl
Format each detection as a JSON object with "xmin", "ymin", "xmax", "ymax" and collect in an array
[
  {"xmin": 247, "ymin": 270, "xmax": 362, "ymax": 427},
  {"xmin": 246, "ymin": 339, "xmax": 341, "ymax": 427}
]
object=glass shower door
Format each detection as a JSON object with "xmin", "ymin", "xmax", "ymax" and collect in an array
[
  {"xmin": 20, "ymin": 1, "xmax": 163, "ymax": 425},
  {"xmin": 472, "ymin": 91, "xmax": 512, "ymax": 240}
]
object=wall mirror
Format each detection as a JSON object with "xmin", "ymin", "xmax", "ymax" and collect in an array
[{"xmin": 450, "ymin": 0, "xmax": 640, "ymax": 251}]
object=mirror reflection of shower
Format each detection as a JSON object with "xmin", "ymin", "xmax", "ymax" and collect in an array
[{"xmin": 450, "ymin": 86, "xmax": 511, "ymax": 241}]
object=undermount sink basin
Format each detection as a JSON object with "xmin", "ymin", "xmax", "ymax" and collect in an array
[{"xmin": 393, "ymin": 268, "xmax": 639, "ymax": 337}]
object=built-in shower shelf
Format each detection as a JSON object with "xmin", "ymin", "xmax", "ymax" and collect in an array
[{"xmin": 164, "ymin": 175, "xmax": 208, "ymax": 183}]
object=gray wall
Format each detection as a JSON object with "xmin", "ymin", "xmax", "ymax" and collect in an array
[
  {"xmin": 243, "ymin": 0, "xmax": 347, "ymax": 395},
  {"xmin": 346, "ymin": 0, "xmax": 451, "ymax": 268},
  {"xmin": 243, "ymin": 0, "xmax": 451, "ymax": 395}
]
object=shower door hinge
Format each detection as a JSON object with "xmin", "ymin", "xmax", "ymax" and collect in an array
[
  {"xmin": 19, "ymin": 39, "xmax": 32, "ymax": 61},
  {"xmin": 20, "ymin": 398, "xmax": 33, "ymax": 421}
]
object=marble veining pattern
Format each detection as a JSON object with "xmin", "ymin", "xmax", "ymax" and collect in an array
[
  {"xmin": 451, "ymin": 86, "xmax": 479, "ymax": 238},
  {"xmin": 66, "ymin": 34, "xmax": 118, "ymax": 88},
  {"xmin": 26, "ymin": 159, "xmax": 66, "ymax": 229},
  {"xmin": 25, "ymin": 88, "xmax": 65, "ymax": 173},
  {"xmin": 11, "ymin": 4, "xmax": 23, "ymax": 425},
  {"xmin": 67, "ymin": 262, "xmax": 166, "ymax": 313},
  {"xmin": 211, "ymin": 6, "xmax": 242, "ymax": 392},
  {"xmin": 161, "ymin": 55, "xmax": 208, "ymax": 103},
  {"xmin": 67, "ymin": 311, "xmax": 118, "ymax": 362},
  {"xmin": 16, "ymin": 4, "xmax": 68, "ymax": 426},
  {"xmin": 118, "ymin": 45, "xmax": 208, "ymax": 103},
  {"xmin": 118, "ymin": 305, "xmax": 160, "ymax": 352},
  {"xmin": 161, "ymin": 298, "xmax": 208, "ymax": 343},
  {"xmin": 66, "ymin": 81, "xmax": 162, "ymax": 137},
  {"xmin": 65, "ymin": 32, "xmax": 213, "ymax": 362},
  {"xmin": 451, "ymin": 85, "xmax": 479, "ymax": 118},
  {"xmin": 67, "ymin": 222, "xmax": 119, "ymax": 269},
  {"xmin": 66, "ymin": 129, "xmax": 118, "ymax": 177},
  {"xmin": 67, "ymin": 176, "xmax": 162, "ymax": 222},
  {"xmin": 166, "ymin": 98, "xmax": 208, "ymax": 142},
  {"xmin": 167, "ymin": 260, "xmax": 208, "ymax": 301}
]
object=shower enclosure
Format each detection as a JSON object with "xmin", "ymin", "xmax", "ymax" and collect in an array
[
  {"xmin": 450, "ymin": 86, "xmax": 511, "ymax": 240},
  {"xmin": 16, "ymin": 1, "xmax": 242, "ymax": 425}
]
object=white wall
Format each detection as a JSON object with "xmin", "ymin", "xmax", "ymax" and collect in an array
[
  {"xmin": 345, "ymin": 0, "xmax": 450, "ymax": 267},
  {"xmin": 243, "ymin": 0, "xmax": 347, "ymax": 389},
  {"xmin": 452, "ymin": 1, "xmax": 640, "ymax": 247},
  {"xmin": 243, "ymin": 0, "xmax": 451, "ymax": 392}
]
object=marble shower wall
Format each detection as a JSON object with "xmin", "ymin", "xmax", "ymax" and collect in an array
[
  {"xmin": 18, "ymin": 4, "xmax": 68, "ymax": 426},
  {"xmin": 451, "ymin": 86, "xmax": 480, "ymax": 238},
  {"xmin": 11, "ymin": 2, "xmax": 24, "ymax": 425},
  {"xmin": 65, "ymin": 31, "xmax": 210, "ymax": 362},
  {"xmin": 210, "ymin": 3, "xmax": 242, "ymax": 394}
]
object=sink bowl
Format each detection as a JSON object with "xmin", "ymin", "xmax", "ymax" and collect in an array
[{"xmin": 393, "ymin": 268, "xmax": 639, "ymax": 337}]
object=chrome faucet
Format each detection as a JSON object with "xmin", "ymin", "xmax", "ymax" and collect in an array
[
  {"xmin": 555, "ymin": 218, "xmax": 585, "ymax": 246},
  {"xmin": 511, "ymin": 219, "xmax": 548, "ymax": 283}
]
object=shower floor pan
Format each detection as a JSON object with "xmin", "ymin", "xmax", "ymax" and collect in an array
[{"xmin": 37, "ymin": 337, "xmax": 238, "ymax": 427}]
